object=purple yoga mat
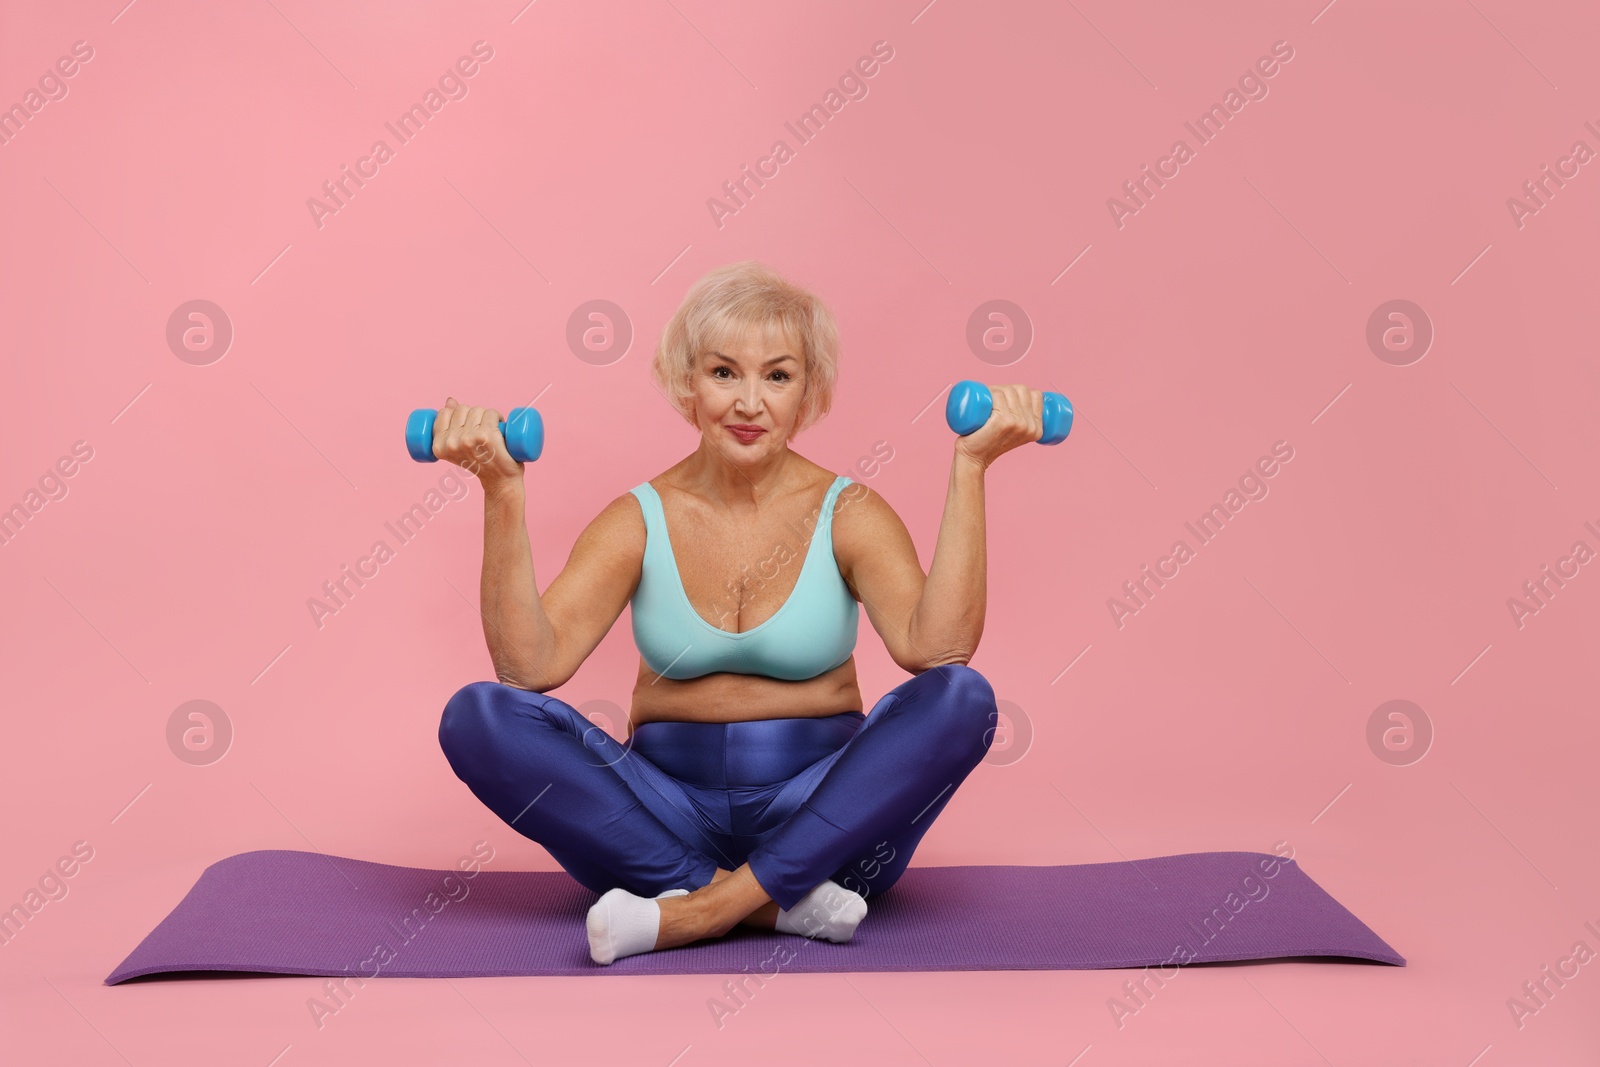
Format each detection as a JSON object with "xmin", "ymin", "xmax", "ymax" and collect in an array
[{"xmin": 106, "ymin": 849, "xmax": 1402, "ymax": 983}]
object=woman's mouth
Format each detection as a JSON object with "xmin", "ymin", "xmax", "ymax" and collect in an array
[{"xmin": 726, "ymin": 425, "xmax": 767, "ymax": 444}]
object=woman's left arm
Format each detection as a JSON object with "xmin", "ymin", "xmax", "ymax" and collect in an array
[{"xmin": 838, "ymin": 384, "xmax": 1044, "ymax": 673}]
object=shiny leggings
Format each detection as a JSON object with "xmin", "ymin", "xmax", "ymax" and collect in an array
[{"xmin": 437, "ymin": 664, "xmax": 997, "ymax": 911}]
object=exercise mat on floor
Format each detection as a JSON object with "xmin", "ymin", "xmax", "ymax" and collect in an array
[{"xmin": 106, "ymin": 849, "xmax": 1403, "ymax": 982}]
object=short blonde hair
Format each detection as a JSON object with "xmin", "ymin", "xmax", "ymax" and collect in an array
[{"xmin": 652, "ymin": 261, "xmax": 839, "ymax": 440}]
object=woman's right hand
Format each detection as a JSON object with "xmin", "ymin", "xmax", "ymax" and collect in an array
[{"xmin": 431, "ymin": 396, "xmax": 525, "ymax": 493}]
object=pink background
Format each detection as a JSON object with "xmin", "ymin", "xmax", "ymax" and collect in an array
[{"xmin": 3, "ymin": 0, "xmax": 1598, "ymax": 1062}]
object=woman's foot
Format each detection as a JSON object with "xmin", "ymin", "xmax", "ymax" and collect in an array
[
  {"xmin": 712, "ymin": 867, "xmax": 867, "ymax": 942},
  {"xmin": 585, "ymin": 881, "xmax": 744, "ymax": 964},
  {"xmin": 586, "ymin": 866, "xmax": 866, "ymax": 965},
  {"xmin": 587, "ymin": 887, "xmax": 673, "ymax": 965},
  {"xmin": 774, "ymin": 879, "xmax": 868, "ymax": 943}
]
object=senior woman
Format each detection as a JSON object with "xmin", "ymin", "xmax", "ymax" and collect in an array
[{"xmin": 436, "ymin": 261, "xmax": 1045, "ymax": 965}]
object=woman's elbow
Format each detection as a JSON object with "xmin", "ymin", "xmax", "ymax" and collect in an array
[
  {"xmin": 493, "ymin": 659, "xmax": 566, "ymax": 693},
  {"xmin": 903, "ymin": 647, "xmax": 975, "ymax": 673}
]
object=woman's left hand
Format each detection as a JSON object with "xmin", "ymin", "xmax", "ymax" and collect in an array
[{"xmin": 953, "ymin": 384, "xmax": 1044, "ymax": 470}]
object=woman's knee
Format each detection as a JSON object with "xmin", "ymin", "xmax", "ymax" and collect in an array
[
  {"xmin": 437, "ymin": 680, "xmax": 560, "ymax": 766},
  {"xmin": 918, "ymin": 663, "xmax": 999, "ymax": 753},
  {"xmin": 439, "ymin": 681, "xmax": 503, "ymax": 764}
]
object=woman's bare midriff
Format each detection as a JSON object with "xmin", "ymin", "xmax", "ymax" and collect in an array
[{"xmin": 627, "ymin": 654, "xmax": 864, "ymax": 733}]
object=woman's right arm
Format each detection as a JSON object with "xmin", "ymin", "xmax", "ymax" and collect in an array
[
  {"xmin": 432, "ymin": 398, "xmax": 638, "ymax": 692},
  {"xmin": 480, "ymin": 478, "xmax": 555, "ymax": 690}
]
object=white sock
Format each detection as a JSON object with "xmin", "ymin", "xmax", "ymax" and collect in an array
[
  {"xmin": 587, "ymin": 888, "xmax": 677, "ymax": 965},
  {"xmin": 774, "ymin": 879, "xmax": 868, "ymax": 943}
]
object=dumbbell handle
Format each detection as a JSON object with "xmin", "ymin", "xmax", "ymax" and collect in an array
[
  {"xmin": 405, "ymin": 407, "xmax": 544, "ymax": 463},
  {"xmin": 945, "ymin": 380, "xmax": 1073, "ymax": 445}
]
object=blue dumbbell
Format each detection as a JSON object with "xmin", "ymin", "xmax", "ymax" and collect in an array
[
  {"xmin": 405, "ymin": 406, "xmax": 544, "ymax": 463},
  {"xmin": 945, "ymin": 380, "xmax": 1073, "ymax": 445}
]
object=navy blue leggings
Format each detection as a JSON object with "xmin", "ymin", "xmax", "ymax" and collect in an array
[{"xmin": 437, "ymin": 664, "xmax": 997, "ymax": 911}]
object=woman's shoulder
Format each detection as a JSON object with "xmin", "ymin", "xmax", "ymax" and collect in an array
[
  {"xmin": 585, "ymin": 487, "xmax": 651, "ymax": 556},
  {"xmin": 828, "ymin": 477, "xmax": 910, "ymax": 591},
  {"xmin": 830, "ymin": 475, "xmax": 892, "ymax": 527}
]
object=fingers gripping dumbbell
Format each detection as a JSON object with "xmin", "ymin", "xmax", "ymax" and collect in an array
[
  {"xmin": 404, "ymin": 407, "xmax": 545, "ymax": 463},
  {"xmin": 945, "ymin": 380, "xmax": 1073, "ymax": 445}
]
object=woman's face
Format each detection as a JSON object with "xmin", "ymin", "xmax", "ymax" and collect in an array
[{"xmin": 688, "ymin": 323, "xmax": 806, "ymax": 456}]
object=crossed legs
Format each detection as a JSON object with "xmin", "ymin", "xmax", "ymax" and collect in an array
[{"xmin": 438, "ymin": 664, "xmax": 998, "ymax": 959}]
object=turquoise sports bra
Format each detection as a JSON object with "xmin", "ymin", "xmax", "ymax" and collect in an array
[{"xmin": 628, "ymin": 475, "xmax": 860, "ymax": 681}]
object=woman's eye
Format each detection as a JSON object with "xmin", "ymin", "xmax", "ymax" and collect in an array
[{"xmin": 709, "ymin": 366, "xmax": 789, "ymax": 382}]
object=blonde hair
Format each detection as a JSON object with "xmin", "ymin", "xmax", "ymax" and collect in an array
[{"xmin": 651, "ymin": 261, "xmax": 839, "ymax": 440}]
